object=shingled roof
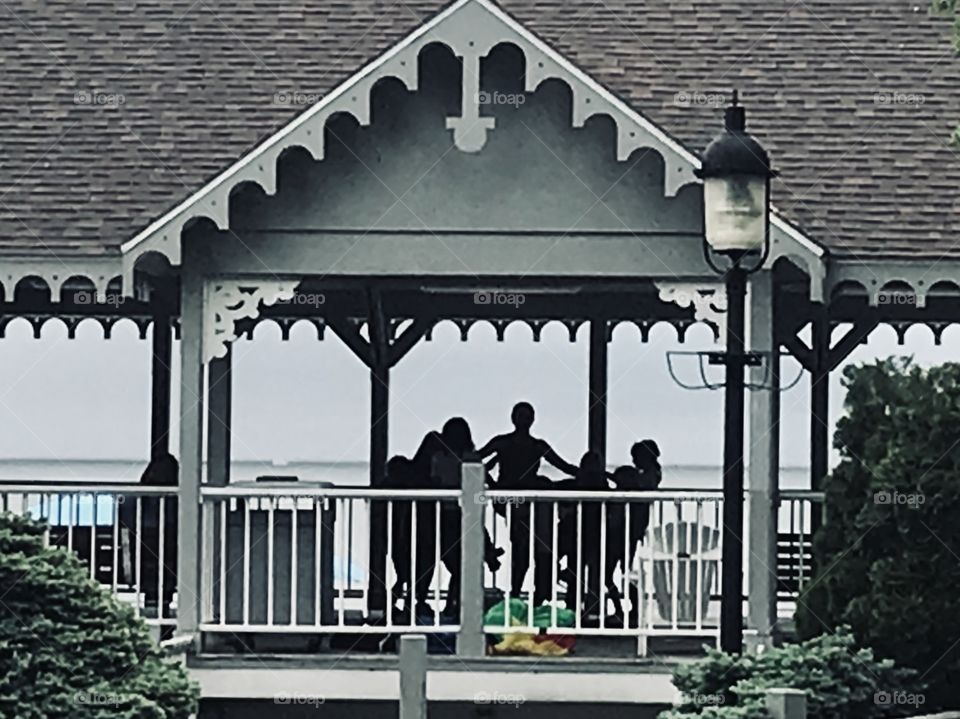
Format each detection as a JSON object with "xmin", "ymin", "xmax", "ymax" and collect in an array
[{"xmin": 0, "ymin": 0, "xmax": 957, "ymax": 261}]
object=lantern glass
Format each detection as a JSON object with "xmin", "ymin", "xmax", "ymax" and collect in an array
[{"xmin": 702, "ymin": 174, "xmax": 768, "ymax": 254}]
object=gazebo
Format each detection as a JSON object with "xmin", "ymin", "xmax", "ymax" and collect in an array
[{"xmin": 2, "ymin": 0, "xmax": 958, "ymax": 709}]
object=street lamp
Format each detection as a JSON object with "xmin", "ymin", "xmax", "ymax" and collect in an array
[{"xmin": 696, "ymin": 92, "xmax": 775, "ymax": 654}]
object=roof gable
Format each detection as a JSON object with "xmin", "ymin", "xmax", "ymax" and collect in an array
[{"xmin": 120, "ymin": 0, "xmax": 713, "ymax": 275}]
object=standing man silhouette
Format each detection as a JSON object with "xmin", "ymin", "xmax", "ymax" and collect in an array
[{"xmin": 478, "ymin": 402, "xmax": 579, "ymax": 603}]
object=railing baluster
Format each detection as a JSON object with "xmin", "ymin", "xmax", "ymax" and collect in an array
[
  {"xmin": 314, "ymin": 498, "xmax": 322, "ymax": 627},
  {"xmin": 266, "ymin": 497, "xmax": 275, "ymax": 626},
  {"xmin": 505, "ymin": 501, "xmax": 512, "ymax": 629},
  {"xmin": 433, "ymin": 499, "xmax": 440, "ymax": 626},
  {"xmin": 158, "ymin": 495, "xmax": 166, "ymax": 620},
  {"xmin": 291, "ymin": 497, "xmax": 299, "ymax": 626},
  {"xmin": 623, "ymin": 502, "xmax": 631, "ymax": 631},
  {"xmin": 242, "ymin": 498, "xmax": 251, "ymax": 626},
  {"xmin": 338, "ymin": 499, "xmax": 346, "ymax": 628},
  {"xmin": 135, "ymin": 497, "xmax": 142, "ymax": 618},
  {"xmin": 696, "ymin": 500, "xmax": 704, "ymax": 632},
  {"xmin": 386, "ymin": 500, "xmax": 394, "ymax": 629},
  {"xmin": 527, "ymin": 499, "xmax": 535, "ymax": 628},
  {"xmin": 219, "ymin": 501, "xmax": 227, "ymax": 625},
  {"xmin": 112, "ymin": 494, "xmax": 119, "ymax": 593},
  {"xmin": 67, "ymin": 493, "xmax": 75, "ymax": 551},
  {"xmin": 410, "ymin": 500, "xmax": 418, "ymax": 623},
  {"xmin": 575, "ymin": 501, "xmax": 582, "ymax": 629},
  {"xmin": 551, "ymin": 501, "xmax": 558, "ymax": 629},
  {"xmin": 600, "ymin": 500, "xmax": 607, "ymax": 627}
]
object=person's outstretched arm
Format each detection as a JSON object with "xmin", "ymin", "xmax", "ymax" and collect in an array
[
  {"xmin": 540, "ymin": 441, "xmax": 580, "ymax": 477},
  {"xmin": 476, "ymin": 435, "xmax": 503, "ymax": 459}
]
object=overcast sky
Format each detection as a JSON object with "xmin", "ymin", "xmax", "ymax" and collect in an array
[{"xmin": 0, "ymin": 315, "xmax": 954, "ymax": 469}]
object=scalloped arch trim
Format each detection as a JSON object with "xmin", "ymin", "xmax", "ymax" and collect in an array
[{"xmin": 119, "ymin": 0, "xmax": 826, "ymax": 290}]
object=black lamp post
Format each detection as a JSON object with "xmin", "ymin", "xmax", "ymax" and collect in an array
[{"xmin": 696, "ymin": 93, "xmax": 775, "ymax": 654}]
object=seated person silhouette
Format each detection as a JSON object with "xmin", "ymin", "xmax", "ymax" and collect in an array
[
  {"xmin": 478, "ymin": 402, "xmax": 579, "ymax": 602},
  {"xmin": 605, "ymin": 439, "xmax": 663, "ymax": 625}
]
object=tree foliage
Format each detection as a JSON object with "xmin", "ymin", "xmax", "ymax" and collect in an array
[
  {"xmin": 0, "ymin": 512, "xmax": 198, "ymax": 719},
  {"xmin": 658, "ymin": 629, "xmax": 917, "ymax": 719},
  {"xmin": 796, "ymin": 359, "xmax": 960, "ymax": 710}
]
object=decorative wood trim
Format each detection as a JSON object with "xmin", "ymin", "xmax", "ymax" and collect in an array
[{"xmin": 203, "ymin": 279, "xmax": 299, "ymax": 363}]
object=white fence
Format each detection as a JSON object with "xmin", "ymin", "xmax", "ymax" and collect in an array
[
  {"xmin": 0, "ymin": 482, "xmax": 179, "ymax": 627},
  {"xmin": 0, "ymin": 478, "xmax": 823, "ymax": 653}
]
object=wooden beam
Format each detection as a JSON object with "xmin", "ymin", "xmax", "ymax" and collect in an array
[
  {"xmin": 810, "ymin": 311, "xmax": 830, "ymax": 491},
  {"xmin": 781, "ymin": 334, "xmax": 814, "ymax": 373},
  {"xmin": 150, "ymin": 313, "xmax": 173, "ymax": 458},
  {"xmin": 827, "ymin": 317, "xmax": 878, "ymax": 373},
  {"xmin": 325, "ymin": 317, "xmax": 372, "ymax": 367},
  {"xmin": 588, "ymin": 319, "xmax": 608, "ymax": 467},
  {"xmin": 388, "ymin": 318, "xmax": 433, "ymax": 367}
]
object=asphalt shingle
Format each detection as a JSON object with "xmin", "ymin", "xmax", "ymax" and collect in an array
[{"xmin": 0, "ymin": 0, "xmax": 957, "ymax": 260}]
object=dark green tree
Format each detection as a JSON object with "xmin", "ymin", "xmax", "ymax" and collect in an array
[
  {"xmin": 658, "ymin": 629, "xmax": 917, "ymax": 719},
  {"xmin": 797, "ymin": 359, "xmax": 960, "ymax": 710},
  {"xmin": 0, "ymin": 512, "xmax": 198, "ymax": 718}
]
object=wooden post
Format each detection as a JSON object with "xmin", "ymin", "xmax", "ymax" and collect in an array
[
  {"xmin": 150, "ymin": 313, "xmax": 173, "ymax": 458},
  {"xmin": 399, "ymin": 635, "xmax": 428, "ymax": 719},
  {"xmin": 177, "ymin": 271, "xmax": 205, "ymax": 635},
  {"xmin": 368, "ymin": 290, "xmax": 390, "ymax": 613},
  {"xmin": 747, "ymin": 271, "xmax": 780, "ymax": 651},
  {"xmin": 588, "ymin": 319, "xmax": 608, "ymax": 468},
  {"xmin": 810, "ymin": 310, "xmax": 830, "ymax": 491},
  {"xmin": 368, "ymin": 361, "xmax": 390, "ymax": 612},
  {"xmin": 207, "ymin": 348, "xmax": 232, "ymax": 488},
  {"xmin": 459, "ymin": 462, "xmax": 486, "ymax": 656},
  {"xmin": 766, "ymin": 688, "xmax": 807, "ymax": 719}
]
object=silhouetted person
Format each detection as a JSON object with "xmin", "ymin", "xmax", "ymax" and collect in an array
[
  {"xmin": 410, "ymin": 419, "xmax": 502, "ymax": 616},
  {"xmin": 606, "ymin": 440, "xmax": 663, "ymax": 624},
  {"xmin": 478, "ymin": 402, "xmax": 579, "ymax": 600},
  {"xmin": 557, "ymin": 451, "xmax": 609, "ymax": 620},
  {"xmin": 136, "ymin": 453, "xmax": 179, "ymax": 617},
  {"xmin": 384, "ymin": 454, "xmax": 418, "ymax": 612}
]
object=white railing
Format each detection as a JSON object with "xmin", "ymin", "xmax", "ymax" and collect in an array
[
  {"xmin": 0, "ymin": 481, "xmax": 179, "ymax": 627},
  {"xmin": 198, "ymin": 485, "xmax": 462, "ymax": 634},
  {"xmin": 0, "ymin": 478, "xmax": 824, "ymax": 652},
  {"xmin": 778, "ymin": 490, "xmax": 824, "ymax": 599},
  {"xmin": 481, "ymin": 490, "xmax": 723, "ymax": 652}
]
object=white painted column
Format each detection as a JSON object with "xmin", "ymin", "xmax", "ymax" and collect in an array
[
  {"xmin": 177, "ymin": 270, "xmax": 205, "ymax": 635},
  {"xmin": 746, "ymin": 270, "xmax": 780, "ymax": 650},
  {"xmin": 458, "ymin": 462, "xmax": 486, "ymax": 657}
]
